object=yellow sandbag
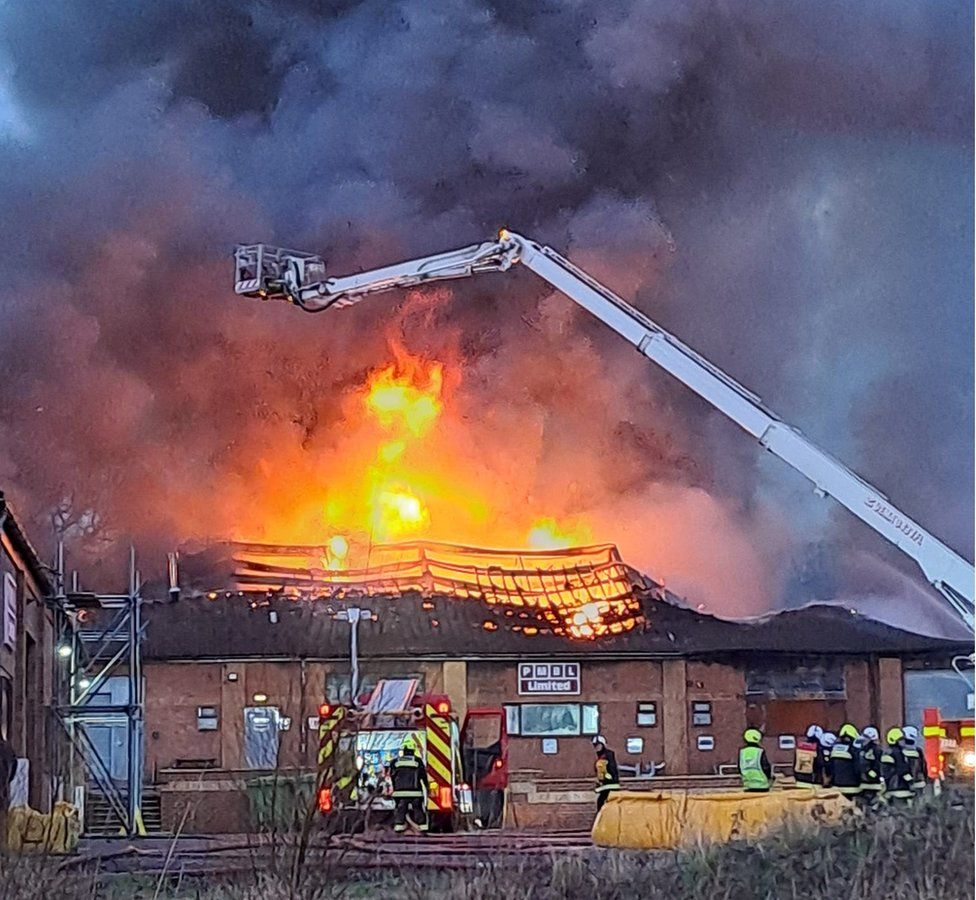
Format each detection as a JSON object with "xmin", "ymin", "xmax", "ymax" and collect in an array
[
  {"xmin": 6, "ymin": 802, "xmax": 81, "ymax": 853},
  {"xmin": 48, "ymin": 801, "xmax": 82, "ymax": 853},
  {"xmin": 592, "ymin": 792, "xmax": 686, "ymax": 851},
  {"xmin": 592, "ymin": 789, "xmax": 853, "ymax": 850}
]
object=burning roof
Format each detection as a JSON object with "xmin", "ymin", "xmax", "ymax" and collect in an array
[
  {"xmin": 206, "ymin": 540, "xmax": 650, "ymax": 640},
  {"xmin": 140, "ymin": 540, "xmax": 969, "ymax": 661}
]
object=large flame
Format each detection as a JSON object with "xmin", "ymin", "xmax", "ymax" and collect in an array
[
  {"xmin": 220, "ymin": 337, "xmax": 775, "ymax": 621},
  {"xmin": 244, "ymin": 342, "xmax": 589, "ymax": 554}
]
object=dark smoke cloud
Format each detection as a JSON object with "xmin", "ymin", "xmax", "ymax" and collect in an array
[{"xmin": 0, "ymin": 0, "xmax": 971, "ymax": 625}]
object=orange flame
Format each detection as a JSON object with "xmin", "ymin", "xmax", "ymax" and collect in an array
[
  {"xmin": 365, "ymin": 360, "xmax": 443, "ymax": 436},
  {"xmin": 232, "ymin": 343, "xmax": 590, "ymax": 566},
  {"xmin": 527, "ymin": 517, "xmax": 591, "ymax": 550}
]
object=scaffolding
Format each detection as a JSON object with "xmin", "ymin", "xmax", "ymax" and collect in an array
[{"xmin": 52, "ymin": 546, "xmax": 146, "ymax": 837}]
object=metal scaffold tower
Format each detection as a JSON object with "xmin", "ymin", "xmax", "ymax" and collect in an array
[{"xmin": 52, "ymin": 546, "xmax": 146, "ymax": 837}]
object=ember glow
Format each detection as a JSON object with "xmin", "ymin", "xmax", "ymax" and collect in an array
[{"xmin": 234, "ymin": 540, "xmax": 647, "ymax": 640}]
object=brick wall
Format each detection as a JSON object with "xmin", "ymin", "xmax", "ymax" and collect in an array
[
  {"xmin": 685, "ymin": 661, "xmax": 746, "ymax": 775},
  {"xmin": 466, "ymin": 659, "xmax": 668, "ymax": 778},
  {"xmin": 145, "ymin": 658, "xmax": 446, "ymax": 775},
  {"xmin": 145, "ymin": 653, "xmax": 914, "ymax": 789},
  {"xmin": 145, "ymin": 662, "xmax": 223, "ymax": 774}
]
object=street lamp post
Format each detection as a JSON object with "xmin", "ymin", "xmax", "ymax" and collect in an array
[{"xmin": 334, "ymin": 607, "xmax": 374, "ymax": 705}]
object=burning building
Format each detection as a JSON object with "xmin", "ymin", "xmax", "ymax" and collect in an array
[{"xmin": 115, "ymin": 537, "xmax": 970, "ymax": 834}]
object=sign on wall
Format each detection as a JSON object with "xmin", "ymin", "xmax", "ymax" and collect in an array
[
  {"xmin": 517, "ymin": 662, "xmax": 580, "ymax": 695},
  {"xmin": 2, "ymin": 573, "xmax": 15, "ymax": 651}
]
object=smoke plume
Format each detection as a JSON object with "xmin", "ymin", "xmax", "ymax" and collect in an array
[{"xmin": 0, "ymin": 1, "xmax": 971, "ymax": 625}]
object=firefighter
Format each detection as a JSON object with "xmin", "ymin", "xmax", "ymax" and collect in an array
[
  {"xmin": 793, "ymin": 724, "xmax": 825, "ymax": 788},
  {"xmin": 826, "ymin": 723, "xmax": 862, "ymax": 798},
  {"xmin": 857, "ymin": 726, "xmax": 885, "ymax": 806},
  {"xmin": 820, "ymin": 732, "xmax": 837, "ymax": 785},
  {"xmin": 592, "ymin": 735, "xmax": 620, "ymax": 812},
  {"xmin": 901, "ymin": 725, "xmax": 929, "ymax": 797},
  {"xmin": 391, "ymin": 735, "xmax": 428, "ymax": 833},
  {"xmin": 738, "ymin": 728, "xmax": 772, "ymax": 792},
  {"xmin": 881, "ymin": 727, "xmax": 914, "ymax": 805}
]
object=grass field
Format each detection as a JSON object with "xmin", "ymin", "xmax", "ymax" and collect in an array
[{"xmin": 2, "ymin": 789, "xmax": 972, "ymax": 899}]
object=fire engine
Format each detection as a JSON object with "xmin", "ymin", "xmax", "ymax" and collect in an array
[
  {"xmin": 316, "ymin": 679, "xmax": 507, "ymax": 831},
  {"xmin": 923, "ymin": 706, "xmax": 976, "ymax": 783}
]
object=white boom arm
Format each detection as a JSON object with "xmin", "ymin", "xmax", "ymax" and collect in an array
[{"xmin": 234, "ymin": 231, "xmax": 975, "ymax": 630}]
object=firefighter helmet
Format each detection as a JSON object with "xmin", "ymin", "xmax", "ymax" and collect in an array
[
  {"xmin": 902, "ymin": 725, "xmax": 919, "ymax": 744},
  {"xmin": 839, "ymin": 723, "xmax": 859, "ymax": 742},
  {"xmin": 401, "ymin": 734, "xmax": 417, "ymax": 753},
  {"xmin": 886, "ymin": 727, "xmax": 904, "ymax": 745},
  {"xmin": 862, "ymin": 726, "xmax": 879, "ymax": 742},
  {"xmin": 805, "ymin": 724, "xmax": 823, "ymax": 740},
  {"xmin": 743, "ymin": 728, "xmax": 763, "ymax": 745},
  {"xmin": 821, "ymin": 732, "xmax": 837, "ymax": 748}
]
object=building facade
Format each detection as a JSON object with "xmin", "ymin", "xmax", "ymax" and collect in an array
[
  {"xmin": 142, "ymin": 653, "xmax": 915, "ymax": 782},
  {"xmin": 132, "ymin": 580, "xmax": 968, "ymax": 832},
  {"xmin": 0, "ymin": 492, "xmax": 55, "ymax": 810}
]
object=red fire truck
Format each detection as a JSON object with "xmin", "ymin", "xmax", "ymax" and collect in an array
[
  {"xmin": 316, "ymin": 679, "xmax": 507, "ymax": 831},
  {"xmin": 923, "ymin": 707, "xmax": 975, "ymax": 783}
]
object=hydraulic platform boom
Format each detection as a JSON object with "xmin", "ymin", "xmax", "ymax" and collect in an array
[{"xmin": 233, "ymin": 230, "xmax": 975, "ymax": 630}]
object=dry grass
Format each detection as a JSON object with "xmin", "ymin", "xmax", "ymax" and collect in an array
[
  {"xmin": 0, "ymin": 790, "xmax": 971, "ymax": 898},
  {"xmin": 399, "ymin": 790, "xmax": 975, "ymax": 900}
]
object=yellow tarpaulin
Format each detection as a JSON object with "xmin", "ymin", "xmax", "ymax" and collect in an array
[
  {"xmin": 592, "ymin": 789, "xmax": 853, "ymax": 850},
  {"xmin": 5, "ymin": 802, "xmax": 81, "ymax": 853}
]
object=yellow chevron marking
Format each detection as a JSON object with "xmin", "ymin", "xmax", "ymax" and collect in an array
[
  {"xmin": 427, "ymin": 726, "xmax": 452, "ymax": 762},
  {"xmin": 428, "ymin": 758, "xmax": 451, "ymax": 786}
]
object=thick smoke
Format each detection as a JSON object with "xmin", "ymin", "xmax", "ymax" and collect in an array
[{"xmin": 0, "ymin": 1, "xmax": 971, "ymax": 628}]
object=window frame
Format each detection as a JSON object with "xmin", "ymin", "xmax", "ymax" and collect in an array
[
  {"xmin": 197, "ymin": 706, "xmax": 219, "ymax": 732},
  {"xmin": 504, "ymin": 702, "xmax": 600, "ymax": 737},
  {"xmin": 636, "ymin": 701, "xmax": 658, "ymax": 727},
  {"xmin": 691, "ymin": 700, "xmax": 712, "ymax": 727}
]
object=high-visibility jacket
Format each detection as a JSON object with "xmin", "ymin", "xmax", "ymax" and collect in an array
[
  {"xmin": 739, "ymin": 744, "xmax": 771, "ymax": 791},
  {"xmin": 391, "ymin": 751, "xmax": 428, "ymax": 799},
  {"xmin": 902, "ymin": 745, "xmax": 928, "ymax": 791},
  {"xmin": 793, "ymin": 738, "xmax": 824, "ymax": 787},
  {"xmin": 881, "ymin": 745, "xmax": 914, "ymax": 799},
  {"xmin": 858, "ymin": 741, "xmax": 884, "ymax": 793},
  {"xmin": 595, "ymin": 749, "xmax": 620, "ymax": 793},
  {"xmin": 826, "ymin": 741, "xmax": 861, "ymax": 795}
]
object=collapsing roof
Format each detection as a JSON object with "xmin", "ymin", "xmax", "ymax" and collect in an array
[
  {"xmin": 139, "ymin": 541, "xmax": 970, "ymax": 660},
  {"xmin": 232, "ymin": 540, "xmax": 648, "ymax": 639}
]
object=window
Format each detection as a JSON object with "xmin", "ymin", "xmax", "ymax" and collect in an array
[
  {"xmin": 197, "ymin": 707, "xmax": 218, "ymax": 732},
  {"xmin": 521, "ymin": 704, "xmax": 580, "ymax": 736},
  {"xmin": 505, "ymin": 703, "xmax": 599, "ymax": 737},
  {"xmin": 0, "ymin": 675, "xmax": 11, "ymax": 741},
  {"xmin": 581, "ymin": 704, "xmax": 599, "ymax": 735},
  {"xmin": 636, "ymin": 702, "xmax": 657, "ymax": 727},
  {"xmin": 325, "ymin": 673, "xmax": 426, "ymax": 705},
  {"xmin": 626, "ymin": 736, "xmax": 644, "ymax": 754},
  {"xmin": 504, "ymin": 704, "xmax": 520, "ymax": 736},
  {"xmin": 3, "ymin": 572, "xmax": 15, "ymax": 650},
  {"xmin": 691, "ymin": 701, "xmax": 712, "ymax": 727},
  {"xmin": 697, "ymin": 735, "xmax": 714, "ymax": 751}
]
